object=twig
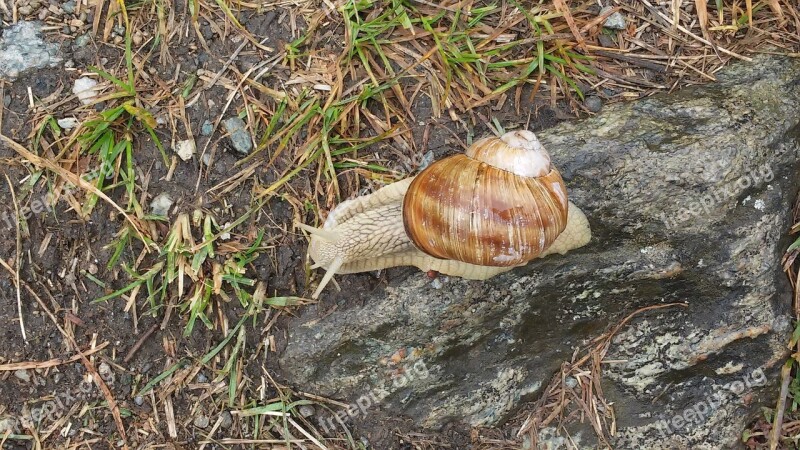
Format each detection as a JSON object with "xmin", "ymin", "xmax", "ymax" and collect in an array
[
  {"xmin": 0, "ymin": 342, "xmax": 109, "ymax": 371},
  {"xmin": 123, "ymin": 323, "xmax": 159, "ymax": 363},
  {"xmin": 770, "ymin": 362, "xmax": 792, "ymax": 449},
  {"xmin": 0, "ymin": 267, "xmax": 130, "ymax": 450},
  {"xmin": 3, "ymin": 173, "xmax": 25, "ymax": 343},
  {"xmin": 640, "ymin": 0, "xmax": 753, "ymax": 62}
]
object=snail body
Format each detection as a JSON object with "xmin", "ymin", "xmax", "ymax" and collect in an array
[{"xmin": 298, "ymin": 130, "xmax": 592, "ymax": 299}]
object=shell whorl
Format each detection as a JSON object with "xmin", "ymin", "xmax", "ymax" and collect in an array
[{"xmin": 402, "ymin": 130, "xmax": 568, "ymax": 267}]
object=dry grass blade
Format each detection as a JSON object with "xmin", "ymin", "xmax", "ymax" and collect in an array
[
  {"xmin": 694, "ymin": 0, "xmax": 709, "ymax": 39},
  {"xmin": 517, "ymin": 302, "xmax": 688, "ymax": 445},
  {"xmin": 0, "ymin": 134, "xmax": 154, "ymax": 250},
  {"xmin": 0, "ymin": 342, "xmax": 109, "ymax": 371},
  {"xmin": 553, "ymin": 0, "xmax": 585, "ymax": 49},
  {"xmin": 3, "ymin": 173, "xmax": 25, "ymax": 343}
]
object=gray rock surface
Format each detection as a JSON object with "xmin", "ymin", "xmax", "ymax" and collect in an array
[
  {"xmin": 278, "ymin": 55, "xmax": 800, "ymax": 448},
  {"xmin": 222, "ymin": 117, "xmax": 253, "ymax": 155},
  {"xmin": 0, "ymin": 21, "xmax": 62, "ymax": 80}
]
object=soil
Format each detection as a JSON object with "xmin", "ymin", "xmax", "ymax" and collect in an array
[{"xmin": 0, "ymin": 6, "xmax": 581, "ymax": 450}]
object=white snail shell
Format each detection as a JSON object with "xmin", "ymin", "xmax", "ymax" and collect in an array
[{"xmin": 297, "ymin": 130, "xmax": 591, "ymax": 299}]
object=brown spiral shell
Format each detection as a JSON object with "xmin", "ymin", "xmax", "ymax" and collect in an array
[{"xmin": 402, "ymin": 134, "xmax": 569, "ymax": 267}]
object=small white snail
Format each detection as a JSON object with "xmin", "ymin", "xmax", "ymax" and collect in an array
[{"xmin": 297, "ymin": 130, "xmax": 592, "ymax": 299}]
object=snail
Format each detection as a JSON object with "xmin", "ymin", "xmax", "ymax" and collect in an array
[{"xmin": 297, "ymin": 130, "xmax": 592, "ymax": 299}]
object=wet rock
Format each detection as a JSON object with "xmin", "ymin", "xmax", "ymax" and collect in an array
[
  {"xmin": 222, "ymin": 117, "xmax": 253, "ymax": 155},
  {"xmin": 0, "ymin": 21, "xmax": 63, "ymax": 80},
  {"xmin": 278, "ymin": 55, "xmax": 800, "ymax": 448}
]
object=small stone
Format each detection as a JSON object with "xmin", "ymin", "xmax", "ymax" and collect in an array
[
  {"xmin": 0, "ymin": 417, "xmax": 18, "ymax": 434},
  {"xmin": 419, "ymin": 150, "xmax": 435, "ymax": 170},
  {"xmin": 222, "ymin": 117, "xmax": 253, "ymax": 155},
  {"xmin": 14, "ymin": 369, "xmax": 30, "ymax": 382},
  {"xmin": 201, "ymin": 152, "xmax": 212, "ymax": 166},
  {"xmin": 565, "ymin": 376, "xmax": 578, "ymax": 388},
  {"xmin": 38, "ymin": 9, "xmax": 49, "ymax": 20},
  {"xmin": 64, "ymin": 59, "xmax": 74, "ymax": 69},
  {"xmin": 598, "ymin": 34, "xmax": 615, "ymax": 48},
  {"xmin": 0, "ymin": 21, "xmax": 63, "ymax": 80},
  {"xmin": 197, "ymin": 373, "xmax": 208, "ymax": 383},
  {"xmin": 175, "ymin": 139, "xmax": 196, "ymax": 161},
  {"xmin": 193, "ymin": 415, "xmax": 210, "ymax": 428},
  {"xmin": 298, "ymin": 405, "xmax": 315, "ymax": 417},
  {"xmin": 62, "ymin": 0, "xmax": 76, "ymax": 13},
  {"xmin": 219, "ymin": 411, "xmax": 233, "ymax": 429},
  {"xmin": 3, "ymin": 95, "xmax": 10, "ymax": 107},
  {"xmin": 601, "ymin": 7, "xmax": 626, "ymax": 30},
  {"xmin": 72, "ymin": 77, "xmax": 99, "ymax": 105},
  {"xmin": 58, "ymin": 117, "xmax": 80, "ymax": 129},
  {"xmin": 584, "ymin": 95, "xmax": 603, "ymax": 113},
  {"xmin": 134, "ymin": 396, "xmax": 144, "ymax": 406},
  {"xmin": 112, "ymin": 35, "xmax": 123, "ymax": 45},
  {"xmin": 113, "ymin": 25, "xmax": 125, "ymax": 35},
  {"xmin": 98, "ymin": 362, "xmax": 112, "ymax": 380},
  {"xmin": 150, "ymin": 193, "xmax": 173, "ymax": 217},
  {"xmin": 74, "ymin": 33, "xmax": 91, "ymax": 48},
  {"xmin": 200, "ymin": 120, "xmax": 213, "ymax": 136},
  {"xmin": 430, "ymin": 278, "xmax": 443, "ymax": 290},
  {"xmin": 18, "ymin": 5, "xmax": 33, "ymax": 15},
  {"xmin": 88, "ymin": 263, "xmax": 98, "ymax": 275}
]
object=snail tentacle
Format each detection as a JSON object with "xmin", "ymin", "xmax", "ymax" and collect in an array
[
  {"xmin": 312, "ymin": 256, "xmax": 344, "ymax": 300},
  {"xmin": 295, "ymin": 222, "xmax": 340, "ymax": 243}
]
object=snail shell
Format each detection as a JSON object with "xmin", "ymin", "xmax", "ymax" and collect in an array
[
  {"xmin": 403, "ymin": 130, "xmax": 568, "ymax": 266},
  {"xmin": 297, "ymin": 130, "xmax": 591, "ymax": 299}
]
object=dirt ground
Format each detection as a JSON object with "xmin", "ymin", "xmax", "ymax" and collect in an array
[
  {"xmin": 0, "ymin": 4, "xmax": 581, "ymax": 449},
  {"xmin": 1, "ymin": 0, "xmax": 798, "ymax": 448}
]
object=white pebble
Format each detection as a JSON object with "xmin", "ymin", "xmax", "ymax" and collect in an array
[
  {"xmin": 57, "ymin": 117, "xmax": 80, "ymax": 129},
  {"xmin": 175, "ymin": 139, "xmax": 196, "ymax": 161},
  {"xmin": 72, "ymin": 76, "xmax": 99, "ymax": 105}
]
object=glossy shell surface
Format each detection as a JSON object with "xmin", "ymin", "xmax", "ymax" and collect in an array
[{"xmin": 402, "ymin": 153, "xmax": 569, "ymax": 266}]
